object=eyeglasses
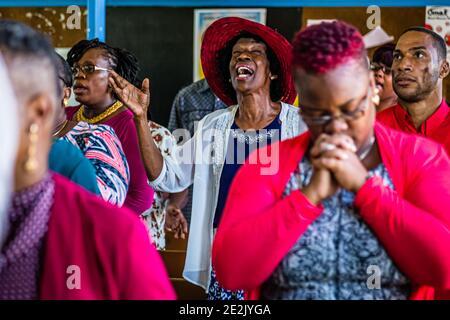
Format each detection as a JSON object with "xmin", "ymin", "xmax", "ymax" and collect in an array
[
  {"xmin": 71, "ymin": 64, "xmax": 110, "ymax": 76},
  {"xmin": 370, "ymin": 62, "xmax": 392, "ymax": 75},
  {"xmin": 300, "ymin": 93, "xmax": 370, "ymax": 126}
]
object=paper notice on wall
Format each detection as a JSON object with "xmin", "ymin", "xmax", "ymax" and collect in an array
[
  {"xmin": 425, "ymin": 6, "xmax": 450, "ymax": 64},
  {"xmin": 306, "ymin": 19, "xmax": 336, "ymax": 27},
  {"xmin": 363, "ymin": 26, "xmax": 394, "ymax": 49},
  {"xmin": 55, "ymin": 47, "xmax": 71, "ymax": 59}
]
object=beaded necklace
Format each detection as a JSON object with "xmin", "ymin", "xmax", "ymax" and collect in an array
[{"xmin": 75, "ymin": 100, "xmax": 123, "ymax": 124}]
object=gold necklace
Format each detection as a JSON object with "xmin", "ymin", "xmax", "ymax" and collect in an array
[
  {"xmin": 75, "ymin": 100, "xmax": 123, "ymax": 124},
  {"xmin": 53, "ymin": 120, "xmax": 68, "ymax": 137}
]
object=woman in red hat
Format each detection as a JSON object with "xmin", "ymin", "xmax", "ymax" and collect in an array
[
  {"xmin": 212, "ymin": 21, "xmax": 450, "ymax": 300},
  {"xmin": 109, "ymin": 17, "xmax": 307, "ymax": 299}
]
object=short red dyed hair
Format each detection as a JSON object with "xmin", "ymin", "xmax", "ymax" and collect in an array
[{"xmin": 292, "ymin": 21, "xmax": 366, "ymax": 74}]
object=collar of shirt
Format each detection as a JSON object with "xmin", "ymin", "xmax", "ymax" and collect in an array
[
  {"xmin": 197, "ymin": 79, "xmax": 210, "ymax": 94},
  {"xmin": 393, "ymin": 99, "xmax": 450, "ymax": 136},
  {"xmin": 198, "ymin": 79, "xmax": 221, "ymax": 100},
  {"xmin": 198, "ymin": 79, "xmax": 226, "ymax": 110}
]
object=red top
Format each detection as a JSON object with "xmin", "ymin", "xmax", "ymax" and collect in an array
[
  {"xmin": 212, "ymin": 122, "xmax": 450, "ymax": 300},
  {"xmin": 377, "ymin": 99, "xmax": 450, "ymax": 155},
  {"xmin": 39, "ymin": 173, "xmax": 175, "ymax": 299},
  {"xmin": 66, "ymin": 106, "xmax": 153, "ymax": 214}
]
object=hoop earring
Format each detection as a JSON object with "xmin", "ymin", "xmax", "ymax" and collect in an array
[{"xmin": 25, "ymin": 123, "xmax": 39, "ymax": 173}]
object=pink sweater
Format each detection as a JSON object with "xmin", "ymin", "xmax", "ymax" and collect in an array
[
  {"xmin": 212, "ymin": 122, "xmax": 450, "ymax": 300},
  {"xmin": 39, "ymin": 173, "xmax": 175, "ymax": 299}
]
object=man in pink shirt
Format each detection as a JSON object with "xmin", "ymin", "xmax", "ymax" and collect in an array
[{"xmin": 377, "ymin": 27, "xmax": 450, "ymax": 154}]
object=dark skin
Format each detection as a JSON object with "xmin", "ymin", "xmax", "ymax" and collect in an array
[
  {"xmin": 72, "ymin": 48, "xmax": 126, "ymax": 120},
  {"xmin": 108, "ymin": 36, "xmax": 281, "ymax": 178},
  {"xmin": 165, "ymin": 189, "xmax": 189, "ymax": 239},
  {"xmin": 392, "ymin": 31, "xmax": 450, "ymax": 128},
  {"xmin": 294, "ymin": 60, "xmax": 381, "ymax": 205},
  {"xmin": 230, "ymin": 38, "xmax": 280, "ymax": 129},
  {"xmin": 52, "ymin": 81, "xmax": 77, "ymax": 137},
  {"xmin": 373, "ymin": 65, "xmax": 397, "ymax": 112},
  {"xmin": 71, "ymin": 47, "xmax": 190, "ymax": 237},
  {"xmin": 107, "ymin": 70, "xmax": 189, "ymax": 239}
]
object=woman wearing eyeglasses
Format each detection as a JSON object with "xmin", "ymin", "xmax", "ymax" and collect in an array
[
  {"xmin": 64, "ymin": 39, "xmax": 153, "ymax": 214},
  {"xmin": 0, "ymin": 20, "xmax": 175, "ymax": 300},
  {"xmin": 371, "ymin": 43, "xmax": 397, "ymax": 112},
  {"xmin": 213, "ymin": 21, "xmax": 450, "ymax": 300},
  {"xmin": 50, "ymin": 53, "xmax": 130, "ymax": 207}
]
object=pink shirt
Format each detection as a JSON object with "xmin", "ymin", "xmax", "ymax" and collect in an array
[
  {"xmin": 67, "ymin": 106, "xmax": 153, "ymax": 214},
  {"xmin": 39, "ymin": 173, "xmax": 175, "ymax": 299},
  {"xmin": 377, "ymin": 100, "xmax": 450, "ymax": 156}
]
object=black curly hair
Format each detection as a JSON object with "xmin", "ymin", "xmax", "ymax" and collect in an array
[
  {"xmin": 217, "ymin": 32, "xmax": 282, "ymax": 104},
  {"xmin": 66, "ymin": 38, "xmax": 140, "ymax": 87}
]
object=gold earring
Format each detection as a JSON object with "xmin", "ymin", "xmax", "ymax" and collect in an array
[
  {"xmin": 25, "ymin": 123, "xmax": 39, "ymax": 173},
  {"xmin": 63, "ymin": 98, "xmax": 68, "ymax": 107}
]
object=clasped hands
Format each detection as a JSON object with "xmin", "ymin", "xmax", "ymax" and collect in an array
[{"xmin": 302, "ymin": 133, "xmax": 369, "ymax": 205}]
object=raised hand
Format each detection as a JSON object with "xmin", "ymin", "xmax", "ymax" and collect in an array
[{"xmin": 109, "ymin": 70, "xmax": 150, "ymax": 120}]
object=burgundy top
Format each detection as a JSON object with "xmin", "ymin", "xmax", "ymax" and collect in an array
[
  {"xmin": 66, "ymin": 106, "xmax": 153, "ymax": 214},
  {"xmin": 39, "ymin": 173, "xmax": 175, "ymax": 299}
]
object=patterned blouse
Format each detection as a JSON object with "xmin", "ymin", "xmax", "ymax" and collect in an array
[
  {"xmin": 0, "ymin": 174, "xmax": 54, "ymax": 299},
  {"xmin": 261, "ymin": 158, "xmax": 411, "ymax": 300},
  {"xmin": 63, "ymin": 122, "xmax": 130, "ymax": 207},
  {"xmin": 141, "ymin": 122, "xmax": 178, "ymax": 250}
]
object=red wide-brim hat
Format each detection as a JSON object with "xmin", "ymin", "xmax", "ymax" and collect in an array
[{"xmin": 201, "ymin": 17, "xmax": 297, "ymax": 107}]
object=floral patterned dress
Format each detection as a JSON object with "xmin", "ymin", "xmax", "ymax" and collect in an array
[{"xmin": 141, "ymin": 122, "xmax": 178, "ymax": 250}]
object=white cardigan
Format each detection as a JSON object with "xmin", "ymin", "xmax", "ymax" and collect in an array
[{"xmin": 150, "ymin": 102, "xmax": 307, "ymax": 291}]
